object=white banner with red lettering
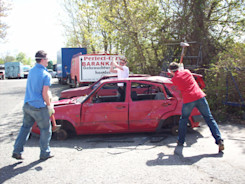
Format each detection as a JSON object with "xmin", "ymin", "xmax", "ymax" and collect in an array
[{"xmin": 79, "ymin": 55, "xmax": 124, "ymax": 82}]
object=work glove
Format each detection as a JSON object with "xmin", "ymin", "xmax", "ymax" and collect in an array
[
  {"xmin": 179, "ymin": 63, "xmax": 184, "ymax": 71},
  {"xmin": 47, "ymin": 104, "xmax": 55, "ymax": 117}
]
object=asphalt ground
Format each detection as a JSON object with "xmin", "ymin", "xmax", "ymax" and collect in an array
[{"xmin": 0, "ymin": 78, "xmax": 245, "ymax": 184}]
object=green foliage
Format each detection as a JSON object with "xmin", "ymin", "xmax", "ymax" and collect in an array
[
  {"xmin": 204, "ymin": 42, "xmax": 245, "ymax": 121},
  {"xmin": 61, "ymin": 0, "xmax": 245, "ymax": 76},
  {"xmin": 16, "ymin": 52, "xmax": 31, "ymax": 65},
  {"xmin": 0, "ymin": 58, "xmax": 4, "ymax": 64},
  {"xmin": 0, "ymin": 52, "xmax": 32, "ymax": 65},
  {"xmin": 96, "ymin": 0, "xmax": 163, "ymax": 74},
  {"xmin": 3, "ymin": 55, "xmax": 15, "ymax": 62}
]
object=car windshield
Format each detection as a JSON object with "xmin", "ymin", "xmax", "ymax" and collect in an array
[
  {"xmin": 76, "ymin": 95, "xmax": 88, "ymax": 103},
  {"xmin": 92, "ymin": 81, "xmax": 104, "ymax": 90},
  {"xmin": 92, "ymin": 82, "xmax": 100, "ymax": 89},
  {"xmin": 23, "ymin": 65, "xmax": 31, "ymax": 72},
  {"xmin": 92, "ymin": 77, "xmax": 118, "ymax": 90}
]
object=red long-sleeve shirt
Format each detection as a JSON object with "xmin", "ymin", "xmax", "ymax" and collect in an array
[{"xmin": 171, "ymin": 69, "xmax": 206, "ymax": 104}]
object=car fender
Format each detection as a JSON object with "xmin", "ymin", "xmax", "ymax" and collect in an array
[
  {"xmin": 55, "ymin": 119, "xmax": 77, "ymax": 135},
  {"xmin": 54, "ymin": 104, "xmax": 81, "ymax": 134},
  {"xmin": 54, "ymin": 114, "xmax": 78, "ymax": 133},
  {"xmin": 157, "ymin": 109, "xmax": 201, "ymax": 131},
  {"xmin": 157, "ymin": 111, "xmax": 180, "ymax": 126}
]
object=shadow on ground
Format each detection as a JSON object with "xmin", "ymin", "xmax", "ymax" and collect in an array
[
  {"xmin": 146, "ymin": 146, "xmax": 224, "ymax": 166},
  {"xmin": 0, "ymin": 111, "xmax": 23, "ymax": 144},
  {"xmin": 0, "ymin": 160, "xmax": 43, "ymax": 184}
]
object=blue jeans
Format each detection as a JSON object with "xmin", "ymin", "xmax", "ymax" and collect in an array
[
  {"xmin": 13, "ymin": 103, "xmax": 52, "ymax": 158},
  {"xmin": 178, "ymin": 97, "xmax": 222, "ymax": 145}
]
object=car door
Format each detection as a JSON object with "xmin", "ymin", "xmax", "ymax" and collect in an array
[
  {"xmin": 81, "ymin": 81, "xmax": 129, "ymax": 134},
  {"xmin": 129, "ymin": 81, "xmax": 177, "ymax": 131}
]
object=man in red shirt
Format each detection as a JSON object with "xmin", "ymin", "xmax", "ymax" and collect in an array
[{"xmin": 169, "ymin": 62, "xmax": 224, "ymax": 152}]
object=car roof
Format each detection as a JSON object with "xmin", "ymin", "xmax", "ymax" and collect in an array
[
  {"xmin": 101, "ymin": 73, "xmax": 150, "ymax": 78},
  {"xmin": 100, "ymin": 76, "xmax": 172, "ymax": 84}
]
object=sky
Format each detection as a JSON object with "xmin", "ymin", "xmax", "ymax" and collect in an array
[{"xmin": 0, "ymin": 0, "xmax": 66, "ymax": 61}]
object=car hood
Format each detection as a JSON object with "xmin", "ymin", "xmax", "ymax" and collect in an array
[
  {"xmin": 53, "ymin": 98, "xmax": 76, "ymax": 106},
  {"xmin": 63, "ymin": 86, "xmax": 90, "ymax": 93},
  {"xmin": 53, "ymin": 96, "xmax": 87, "ymax": 106}
]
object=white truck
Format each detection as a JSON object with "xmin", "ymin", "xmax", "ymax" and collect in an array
[{"xmin": 70, "ymin": 53, "xmax": 124, "ymax": 87}]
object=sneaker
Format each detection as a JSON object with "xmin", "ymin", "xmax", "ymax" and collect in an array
[
  {"xmin": 218, "ymin": 140, "xmax": 224, "ymax": 152},
  {"xmin": 40, "ymin": 155, "xmax": 54, "ymax": 161},
  {"xmin": 12, "ymin": 153, "xmax": 23, "ymax": 160}
]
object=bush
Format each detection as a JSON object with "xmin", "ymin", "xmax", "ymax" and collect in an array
[{"xmin": 204, "ymin": 42, "xmax": 245, "ymax": 122}]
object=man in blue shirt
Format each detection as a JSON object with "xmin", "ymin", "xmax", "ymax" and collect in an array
[{"xmin": 12, "ymin": 50, "xmax": 55, "ymax": 160}]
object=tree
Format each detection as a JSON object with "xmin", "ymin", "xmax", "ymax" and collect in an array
[
  {"xmin": 4, "ymin": 55, "xmax": 15, "ymax": 62},
  {"xmin": 97, "ymin": 0, "xmax": 165, "ymax": 74},
  {"xmin": 61, "ymin": 0, "xmax": 245, "ymax": 74},
  {"xmin": 204, "ymin": 42, "xmax": 245, "ymax": 119},
  {"xmin": 0, "ymin": 58, "xmax": 4, "ymax": 64},
  {"xmin": 16, "ymin": 52, "xmax": 31, "ymax": 65},
  {"xmin": 62, "ymin": 0, "xmax": 102, "ymax": 53},
  {"xmin": 0, "ymin": 0, "xmax": 11, "ymax": 40},
  {"xmin": 161, "ymin": 0, "xmax": 245, "ymax": 66}
]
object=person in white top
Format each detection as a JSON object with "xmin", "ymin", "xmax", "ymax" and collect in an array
[
  {"xmin": 109, "ymin": 57, "xmax": 129, "ymax": 101},
  {"xmin": 109, "ymin": 57, "xmax": 129, "ymax": 79}
]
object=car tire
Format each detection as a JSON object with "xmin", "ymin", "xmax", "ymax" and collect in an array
[
  {"xmin": 56, "ymin": 129, "xmax": 68, "ymax": 140},
  {"xmin": 72, "ymin": 79, "xmax": 76, "ymax": 88},
  {"xmin": 75, "ymin": 77, "xmax": 79, "ymax": 88},
  {"xmin": 171, "ymin": 125, "xmax": 179, "ymax": 136}
]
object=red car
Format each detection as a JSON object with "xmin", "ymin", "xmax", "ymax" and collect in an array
[
  {"xmin": 32, "ymin": 76, "xmax": 204, "ymax": 140},
  {"xmin": 59, "ymin": 74, "xmax": 150, "ymax": 99}
]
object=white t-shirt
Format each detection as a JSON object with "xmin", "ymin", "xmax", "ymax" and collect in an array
[
  {"xmin": 116, "ymin": 66, "xmax": 129, "ymax": 79},
  {"xmin": 116, "ymin": 66, "xmax": 129, "ymax": 86}
]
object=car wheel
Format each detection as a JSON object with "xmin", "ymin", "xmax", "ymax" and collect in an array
[
  {"xmin": 75, "ymin": 78, "xmax": 79, "ymax": 88},
  {"xmin": 69, "ymin": 80, "xmax": 74, "ymax": 88},
  {"xmin": 56, "ymin": 129, "xmax": 68, "ymax": 140},
  {"xmin": 171, "ymin": 125, "xmax": 179, "ymax": 136},
  {"xmin": 72, "ymin": 79, "xmax": 76, "ymax": 88}
]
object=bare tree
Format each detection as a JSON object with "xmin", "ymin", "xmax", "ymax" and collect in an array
[{"xmin": 0, "ymin": 0, "xmax": 11, "ymax": 40}]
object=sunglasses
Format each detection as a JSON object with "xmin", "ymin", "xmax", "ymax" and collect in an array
[{"xmin": 35, "ymin": 57, "xmax": 48, "ymax": 60}]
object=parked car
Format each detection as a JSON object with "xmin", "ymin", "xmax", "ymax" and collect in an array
[
  {"xmin": 48, "ymin": 69, "xmax": 57, "ymax": 78},
  {"xmin": 32, "ymin": 76, "xmax": 203, "ymax": 140},
  {"xmin": 0, "ymin": 64, "xmax": 5, "ymax": 80},
  {"xmin": 23, "ymin": 65, "xmax": 31, "ymax": 78},
  {"xmin": 59, "ymin": 74, "xmax": 150, "ymax": 99}
]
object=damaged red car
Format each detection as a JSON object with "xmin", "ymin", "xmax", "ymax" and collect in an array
[{"xmin": 32, "ymin": 75, "xmax": 204, "ymax": 140}]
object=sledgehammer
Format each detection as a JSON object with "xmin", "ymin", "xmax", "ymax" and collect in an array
[
  {"xmin": 179, "ymin": 42, "xmax": 190, "ymax": 64},
  {"xmin": 51, "ymin": 114, "xmax": 61, "ymax": 132}
]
